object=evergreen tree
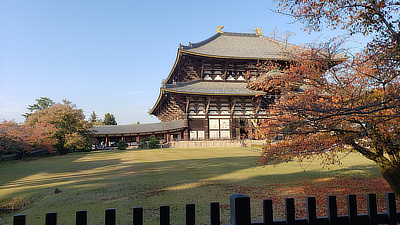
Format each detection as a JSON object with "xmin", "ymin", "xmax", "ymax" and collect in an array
[
  {"xmin": 103, "ymin": 113, "xmax": 117, "ymax": 125},
  {"xmin": 89, "ymin": 111, "xmax": 98, "ymax": 123},
  {"xmin": 148, "ymin": 135, "xmax": 159, "ymax": 149},
  {"xmin": 23, "ymin": 97, "xmax": 53, "ymax": 120},
  {"xmin": 117, "ymin": 140, "xmax": 128, "ymax": 150}
]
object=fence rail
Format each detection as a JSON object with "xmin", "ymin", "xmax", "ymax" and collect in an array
[{"xmin": 13, "ymin": 192, "xmax": 399, "ymax": 225}]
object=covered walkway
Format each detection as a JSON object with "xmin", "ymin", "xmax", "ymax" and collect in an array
[{"xmin": 92, "ymin": 120, "xmax": 187, "ymax": 147}]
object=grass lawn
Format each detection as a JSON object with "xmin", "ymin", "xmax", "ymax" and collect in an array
[{"xmin": 0, "ymin": 147, "xmax": 394, "ymax": 224}]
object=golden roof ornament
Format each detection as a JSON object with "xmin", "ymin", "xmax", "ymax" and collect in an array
[
  {"xmin": 255, "ymin": 28, "xmax": 262, "ymax": 36},
  {"xmin": 217, "ymin": 25, "xmax": 224, "ymax": 34}
]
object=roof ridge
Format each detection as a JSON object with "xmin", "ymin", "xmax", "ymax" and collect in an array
[
  {"xmin": 180, "ymin": 33, "xmax": 221, "ymax": 50},
  {"xmin": 181, "ymin": 32, "xmax": 261, "ymax": 50},
  {"xmin": 165, "ymin": 79, "xmax": 200, "ymax": 88},
  {"xmin": 180, "ymin": 31, "xmax": 286, "ymax": 51},
  {"xmin": 221, "ymin": 32, "xmax": 258, "ymax": 37},
  {"xmin": 93, "ymin": 119, "xmax": 186, "ymax": 128}
]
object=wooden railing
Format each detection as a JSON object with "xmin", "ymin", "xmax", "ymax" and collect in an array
[{"xmin": 13, "ymin": 192, "xmax": 399, "ymax": 225}]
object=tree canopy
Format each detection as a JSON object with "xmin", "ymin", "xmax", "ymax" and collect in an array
[
  {"xmin": 22, "ymin": 97, "xmax": 53, "ymax": 120},
  {"xmin": 89, "ymin": 111, "xmax": 99, "ymax": 123},
  {"xmin": 103, "ymin": 113, "xmax": 117, "ymax": 125},
  {"xmin": 0, "ymin": 120, "xmax": 55, "ymax": 159},
  {"xmin": 255, "ymin": 0, "xmax": 400, "ymax": 193},
  {"xmin": 26, "ymin": 99, "xmax": 94, "ymax": 154}
]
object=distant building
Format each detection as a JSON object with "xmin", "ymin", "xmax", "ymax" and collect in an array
[
  {"xmin": 149, "ymin": 27, "xmax": 299, "ymax": 141},
  {"xmin": 93, "ymin": 120, "xmax": 186, "ymax": 146},
  {"xmin": 94, "ymin": 27, "xmax": 340, "ymax": 146}
]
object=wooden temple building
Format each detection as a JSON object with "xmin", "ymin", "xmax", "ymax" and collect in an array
[
  {"xmin": 149, "ymin": 27, "xmax": 297, "ymax": 141},
  {"xmin": 94, "ymin": 27, "xmax": 342, "ymax": 146},
  {"xmin": 93, "ymin": 120, "xmax": 186, "ymax": 146}
]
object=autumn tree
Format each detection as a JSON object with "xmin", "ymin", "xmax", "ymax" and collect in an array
[
  {"xmin": 0, "ymin": 120, "xmax": 55, "ymax": 159},
  {"xmin": 26, "ymin": 99, "xmax": 94, "ymax": 155},
  {"xmin": 103, "ymin": 113, "xmax": 117, "ymax": 125},
  {"xmin": 254, "ymin": 0, "xmax": 400, "ymax": 193}
]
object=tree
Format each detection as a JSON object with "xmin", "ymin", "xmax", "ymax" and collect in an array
[
  {"xmin": 89, "ymin": 111, "xmax": 99, "ymax": 123},
  {"xmin": 103, "ymin": 113, "xmax": 117, "ymax": 125},
  {"xmin": 0, "ymin": 120, "xmax": 55, "ymax": 159},
  {"xmin": 22, "ymin": 97, "xmax": 54, "ymax": 120},
  {"xmin": 255, "ymin": 0, "xmax": 400, "ymax": 193},
  {"xmin": 26, "ymin": 99, "xmax": 94, "ymax": 155}
]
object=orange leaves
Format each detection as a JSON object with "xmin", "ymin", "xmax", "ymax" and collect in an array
[
  {"xmin": 0, "ymin": 120, "xmax": 56, "ymax": 155},
  {"xmin": 25, "ymin": 99, "xmax": 94, "ymax": 153}
]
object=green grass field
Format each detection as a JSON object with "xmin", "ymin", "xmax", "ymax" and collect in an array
[{"xmin": 0, "ymin": 147, "xmax": 393, "ymax": 224}]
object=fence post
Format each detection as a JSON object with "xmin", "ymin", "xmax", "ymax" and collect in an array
[
  {"xmin": 160, "ymin": 205, "xmax": 170, "ymax": 225},
  {"xmin": 230, "ymin": 194, "xmax": 251, "ymax": 225},
  {"xmin": 386, "ymin": 193, "xmax": 396, "ymax": 225},
  {"xmin": 347, "ymin": 194, "xmax": 357, "ymax": 225},
  {"xmin": 367, "ymin": 193, "xmax": 378, "ymax": 225},
  {"xmin": 132, "ymin": 207, "xmax": 143, "ymax": 225},
  {"xmin": 13, "ymin": 214, "xmax": 26, "ymax": 225},
  {"xmin": 76, "ymin": 210, "xmax": 87, "ymax": 225},
  {"xmin": 285, "ymin": 198, "xmax": 295, "ymax": 225},
  {"xmin": 210, "ymin": 202, "xmax": 220, "ymax": 225},
  {"xmin": 105, "ymin": 208, "xmax": 116, "ymax": 225},
  {"xmin": 327, "ymin": 195, "xmax": 337, "ymax": 225},
  {"xmin": 186, "ymin": 203, "xmax": 195, "ymax": 225},
  {"xmin": 263, "ymin": 199, "xmax": 273, "ymax": 225},
  {"xmin": 307, "ymin": 197, "xmax": 317, "ymax": 225},
  {"xmin": 45, "ymin": 212, "xmax": 58, "ymax": 225}
]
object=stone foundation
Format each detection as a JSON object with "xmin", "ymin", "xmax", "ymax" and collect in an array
[{"xmin": 169, "ymin": 140, "xmax": 242, "ymax": 148}]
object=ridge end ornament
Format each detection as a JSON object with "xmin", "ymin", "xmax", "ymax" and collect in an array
[
  {"xmin": 217, "ymin": 25, "xmax": 224, "ymax": 34},
  {"xmin": 255, "ymin": 28, "xmax": 262, "ymax": 36}
]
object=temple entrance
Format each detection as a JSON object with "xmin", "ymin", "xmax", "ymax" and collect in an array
[{"xmin": 233, "ymin": 118, "xmax": 249, "ymax": 140}]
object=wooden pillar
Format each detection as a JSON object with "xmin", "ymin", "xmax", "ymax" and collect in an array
[
  {"xmin": 167, "ymin": 132, "xmax": 170, "ymax": 142},
  {"xmin": 183, "ymin": 96, "xmax": 190, "ymax": 141},
  {"xmin": 229, "ymin": 98, "xmax": 236, "ymax": 140},
  {"xmin": 248, "ymin": 119, "xmax": 253, "ymax": 138},
  {"xmin": 136, "ymin": 136, "xmax": 139, "ymax": 143},
  {"xmin": 184, "ymin": 119, "xmax": 189, "ymax": 141},
  {"xmin": 205, "ymin": 97, "xmax": 211, "ymax": 140},
  {"xmin": 105, "ymin": 136, "xmax": 108, "ymax": 146}
]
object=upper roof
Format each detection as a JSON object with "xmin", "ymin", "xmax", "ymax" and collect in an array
[
  {"xmin": 179, "ymin": 32, "xmax": 300, "ymax": 60},
  {"xmin": 93, "ymin": 120, "xmax": 186, "ymax": 135},
  {"xmin": 163, "ymin": 80, "xmax": 266, "ymax": 96}
]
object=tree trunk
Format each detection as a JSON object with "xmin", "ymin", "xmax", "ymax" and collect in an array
[{"xmin": 378, "ymin": 162, "xmax": 400, "ymax": 194}]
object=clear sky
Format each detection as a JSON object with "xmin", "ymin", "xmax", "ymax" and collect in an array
[{"xmin": 0, "ymin": 0, "xmax": 366, "ymax": 125}]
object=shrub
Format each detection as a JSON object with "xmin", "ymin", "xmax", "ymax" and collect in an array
[
  {"xmin": 117, "ymin": 140, "xmax": 128, "ymax": 150},
  {"xmin": 138, "ymin": 138, "xmax": 148, "ymax": 149},
  {"xmin": 148, "ymin": 135, "xmax": 159, "ymax": 149}
]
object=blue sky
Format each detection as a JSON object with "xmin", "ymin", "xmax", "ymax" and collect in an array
[{"xmin": 0, "ymin": 0, "xmax": 367, "ymax": 125}]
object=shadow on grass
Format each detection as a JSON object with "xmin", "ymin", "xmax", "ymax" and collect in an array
[
  {"xmin": 0, "ymin": 148, "xmax": 390, "ymax": 225},
  {"xmin": 0, "ymin": 149, "xmax": 383, "ymax": 198}
]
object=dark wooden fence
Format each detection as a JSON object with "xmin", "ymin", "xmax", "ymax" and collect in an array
[{"xmin": 13, "ymin": 192, "xmax": 399, "ymax": 225}]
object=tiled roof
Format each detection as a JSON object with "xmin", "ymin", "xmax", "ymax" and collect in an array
[
  {"xmin": 180, "ymin": 32, "xmax": 347, "ymax": 60},
  {"xmin": 163, "ymin": 80, "xmax": 266, "ymax": 95},
  {"xmin": 93, "ymin": 120, "xmax": 186, "ymax": 135},
  {"xmin": 180, "ymin": 32, "xmax": 298, "ymax": 60}
]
